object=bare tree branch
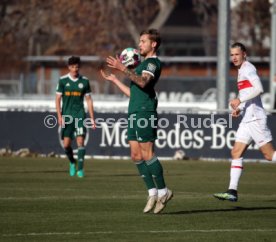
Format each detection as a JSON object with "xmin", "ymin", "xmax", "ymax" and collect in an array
[{"xmin": 149, "ymin": 0, "xmax": 176, "ymax": 29}]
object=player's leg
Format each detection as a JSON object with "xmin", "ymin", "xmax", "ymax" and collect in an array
[
  {"xmin": 129, "ymin": 140, "xmax": 156, "ymax": 192},
  {"xmin": 76, "ymin": 136, "xmax": 85, "ymax": 178},
  {"xmin": 259, "ymin": 142, "xmax": 276, "ymax": 162},
  {"xmin": 136, "ymin": 111, "xmax": 173, "ymax": 213},
  {"xmin": 74, "ymin": 118, "xmax": 87, "ymax": 178},
  {"xmin": 140, "ymin": 142, "xmax": 166, "ymax": 192},
  {"xmin": 128, "ymin": 113, "xmax": 158, "ymax": 213},
  {"xmin": 62, "ymin": 125, "xmax": 76, "ymax": 176},
  {"xmin": 214, "ymin": 122, "xmax": 250, "ymax": 202},
  {"xmin": 139, "ymin": 141, "xmax": 173, "ymax": 214},
  {"xmin": 253, "ymin": 119, "xmax": 276, "ymax": 162},
  {"xmin": 129, "ymin": 140, "xmax": 158, "ymax": 213},
  {"xmin": 229, "ymin": 141, "xmax": 248, "ymax": 189}
]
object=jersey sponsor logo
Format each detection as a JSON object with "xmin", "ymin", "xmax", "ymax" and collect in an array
[
  {"xmin": 64, "ymin": 91, "xmax": 81, "ymax": 96},
  {"xmin": 66, "ymin": 83, "xmax": 70, "ymax": 87},
  {"xmin": 147, "ymin": 63, "xmax": 156, "ymax": 73},
  {"xmin": 237, "ymin": 80, "xmax": 252, "ymax": 90},
  {"xmin": 78, "ymin": 83, "xmax": 84, "ymax": 89}
]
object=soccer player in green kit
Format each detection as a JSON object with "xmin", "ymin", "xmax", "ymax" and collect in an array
[
  {"xmin": 101, "ymin": 29, "xmax": 173, "ymax": 214},
  {"xmin": 56, "ymin": 56, "xmax": 96, "ymax": 178}
]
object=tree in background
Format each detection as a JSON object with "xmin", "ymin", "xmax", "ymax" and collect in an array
[
  {"xmin": 0, "ymin": 0, "xmax": 176, "ymax": 76},
  {"xmin": 192, "ymin": 0, "xmax": 218, "ymax": 56},
  {"xmin": 231, "ymin": 0, "xmax": 271, "ymax": 56},
  {"xmin": 192, "ymin": 0, "xmax": 271, "ymax": 56}
]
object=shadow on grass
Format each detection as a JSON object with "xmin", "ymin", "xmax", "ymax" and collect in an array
[{"xmin": 164, "ymin": 206, "xmax": 276, "ymax": 215}]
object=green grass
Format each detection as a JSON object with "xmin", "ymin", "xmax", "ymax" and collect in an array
[{"xmin": 0, "ymin": 157, "xmax": 276, "ymax": 242}]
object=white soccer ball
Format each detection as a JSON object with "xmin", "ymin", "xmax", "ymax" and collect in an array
[
  {"xmin": 173, "ymin": 149, "xmax": 186, "ymax": 160},
  {"xmin": 119, "ymin": 47, "xmax": 141, "ymax": 68}
]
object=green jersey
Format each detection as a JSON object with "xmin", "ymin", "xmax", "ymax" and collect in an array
[
  {"xmin": 56, "ymin": 74, "xmax": 91, "ymax": 118},
  {"xmin": 128, "ymin": 57, "xmax": 162, "ymax": 114}
]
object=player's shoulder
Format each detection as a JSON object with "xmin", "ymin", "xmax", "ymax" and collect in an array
[
  {"xmin": 80, "ymin": 75, "xmax": 89, "ymax": 82},
  {"xmin": 144, "ymin": 56, "xmax": 161, "ymax": 64},
  {"xmin": 143, "ymin": 56, "xmax": 162, "ymax": 70},
  {"xmin": 241, "ymin": 61, "xmax": 256, "ymax": 73},
  {"xmin": 59, "ymin": 74, "xmax": 69, "ymax": 81}
]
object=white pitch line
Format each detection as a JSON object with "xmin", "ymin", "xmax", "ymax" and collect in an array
[{"xmin": 2, "ymin": 229, "xmax": 276, "ymax": 237}]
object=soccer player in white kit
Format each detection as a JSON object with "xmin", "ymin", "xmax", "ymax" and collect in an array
[{"xmin": 213, "ymin": 42, "xmax": 276, "ymax": 202}]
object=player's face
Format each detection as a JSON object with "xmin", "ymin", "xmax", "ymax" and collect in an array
[
  {"xmin": 139, "ymin": 34, "xmax": 156, "ymax": 57},
  {"xmin": 68, "ymin": 64, "xmax": 80, "ymax": 78},
  {"xmin": 230, "ymin": 47, "xmax": 246, "ymax": 68}
]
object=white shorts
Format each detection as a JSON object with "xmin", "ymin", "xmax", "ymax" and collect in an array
[{"xmin": 236, "ymin": 119, "xmax": 272, "ymax": 148}]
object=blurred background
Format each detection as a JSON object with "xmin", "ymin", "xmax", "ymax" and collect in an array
[{"xmin": 0, "ymin": 0, "xmax": 275, "ymax": 112}]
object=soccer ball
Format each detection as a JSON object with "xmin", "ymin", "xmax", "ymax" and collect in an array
[
  {"xmin": 173, "ymin": 150, "xmax": 186, "ymax": 160},
  {"xmin": 119, "ymin": 47, "xmax": 141, "ymax": 68}
]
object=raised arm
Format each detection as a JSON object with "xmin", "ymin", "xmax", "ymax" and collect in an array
[
  {"xmin": 106, "ymin": 56, "xmax": 153, "ymax": 89},
  {"xmin": 100, "ymin": 69, "xmax": 130, "ymax": 97}
]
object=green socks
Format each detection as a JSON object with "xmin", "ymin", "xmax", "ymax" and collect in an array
[
  {"xmin": 77, "ymin": 146, "xmax": 86, "ymax": 170},
  {"xmin": 135, "ymin": 160, "xmax": 156, "ymax": 190},
  {"xmin": 145, "ymin": 156, "xmax": 166, "ymax": 189},
  {"xmin": 64, "ymin": 147, "xmax": 75, "ymax": 164}
]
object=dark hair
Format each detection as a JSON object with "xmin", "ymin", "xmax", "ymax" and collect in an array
[
  {"xmin": 68, "ymin": 56, "xmax": 81, "ymax": 65},
  {"xmin": 231, "ymin": 42, "xmax": 247, "ymax": 52},
  {"xmin": 140, "ymin": 29, "xmax": 161, "ymax": 51}
]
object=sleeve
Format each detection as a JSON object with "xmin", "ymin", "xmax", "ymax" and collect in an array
[
  {"xmin": 84, "ymin": 79, "xmax": 92, "ymax": 96},
  {"xmin": 239, "ymin": 68, "xmax": 264, "ymax": 103},
  {"xmin": 142, "ymin": 59, "xmax": 157, "ymax": 78},
  {"xmin": 56, "ymin": 79, "xmax": 63, "ymax": 95}
]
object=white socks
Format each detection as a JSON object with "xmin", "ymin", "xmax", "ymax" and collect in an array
[
  {"xmin": 148, "ymin": 188, "xmax": 157, "ymax": 197},
  {"xmin": 157, "ymin": 188, "xmax": 168, "ymax": 198},
  {"xmin": 228, "ymin": 158, "xmax": 243, "ymax": 191},
  {"xmin": 148, "ymin": 188, "xmax": 168, "ymax": 197}
]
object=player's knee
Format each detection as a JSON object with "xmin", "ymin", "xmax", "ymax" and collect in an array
[
  {"xmin": 131, "ymin": 152, "xmax": 142, "ymax": 161},
  {"xmin": 263, "ymin": 153, "xmax": 272, "ymax": 161},
  {"xmin": 142, "ymin": 153, "xmax": 153, "ymax": 161},
  {"xmin": 231, "ymin": 148, "xmax": 240, "ymax": 159},
  {"xmin": 63, "ymin": 144, "xmax": 71, "ymax": 149}
]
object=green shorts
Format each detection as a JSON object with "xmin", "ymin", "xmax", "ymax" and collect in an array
[
  {"xmin": 127, "ymin": 112, "xmax": 158, "ymax": 142},
  {"xmin": 61, "ymin": 116, "xmax": 86, "ymax": 140}
]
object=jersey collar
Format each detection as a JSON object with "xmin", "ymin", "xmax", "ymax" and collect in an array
[{"xmin": 68, "ymin": 73, "xmax": 80, "ymax": 82}]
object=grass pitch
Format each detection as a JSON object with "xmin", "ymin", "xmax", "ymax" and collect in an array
[{"xmin": 0, "ymin": 157, "xmax": 276, "ymax": 242}]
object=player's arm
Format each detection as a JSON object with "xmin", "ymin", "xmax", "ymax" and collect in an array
[
  {"xmin": 85, "ymin": 94, "xmax": 96, "ymax": 129},
  {"xmin": 100, "ymin": 69, "xmax": 130, "ymax": 97},
  {"xmin": 238, "ymin": 72, "xmax": 263, "ymax": 103},
  {"xmin": 55, "ymin": 93, "xmax": 63, "ymax": 126},
  {"xmin": 123, "ymin": 68, "xmax": 153, "ymax": 89},
  {"xmin": 106, "ymin": 56, "xmax": 152, "ymax": 89},
  {"xmin": 230, "ymin": 70, "xmax": 264, "ymax": 110}
]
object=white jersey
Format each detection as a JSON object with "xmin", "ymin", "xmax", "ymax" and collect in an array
[{"xmin": 237, "ymin": 61, "xmax": 266, "ymax": 123}]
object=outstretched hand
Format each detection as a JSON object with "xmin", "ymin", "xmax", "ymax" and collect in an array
[
  {"xmin": 100, "ymin": 69, "xmax": 118, "ymax": 83},
  {"xmin": 106, "ymin": 56, "xmax": 125, "ymax": 72}
]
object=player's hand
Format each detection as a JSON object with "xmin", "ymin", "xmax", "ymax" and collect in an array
[
  {"xmin": 57, "ymin": 114, "xmax": 64, "ymax": 126},
  {"xmin": 100, "ymin": 69, "xmax": 118, "ymax": 83},
  {"xmin": 231, "ymin": 109, "xmax": 241, "ymax": 118},
  {"xmin": 230, "ymin": 98, "xmax": 241, "ymax": 110},
  {"xmin": 91, "ymin": 118, "xmax": 96, "ymax": 130},
  {"xmin": 106, "ymin": 56, "xmax": 125, "ymax": 72}
]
